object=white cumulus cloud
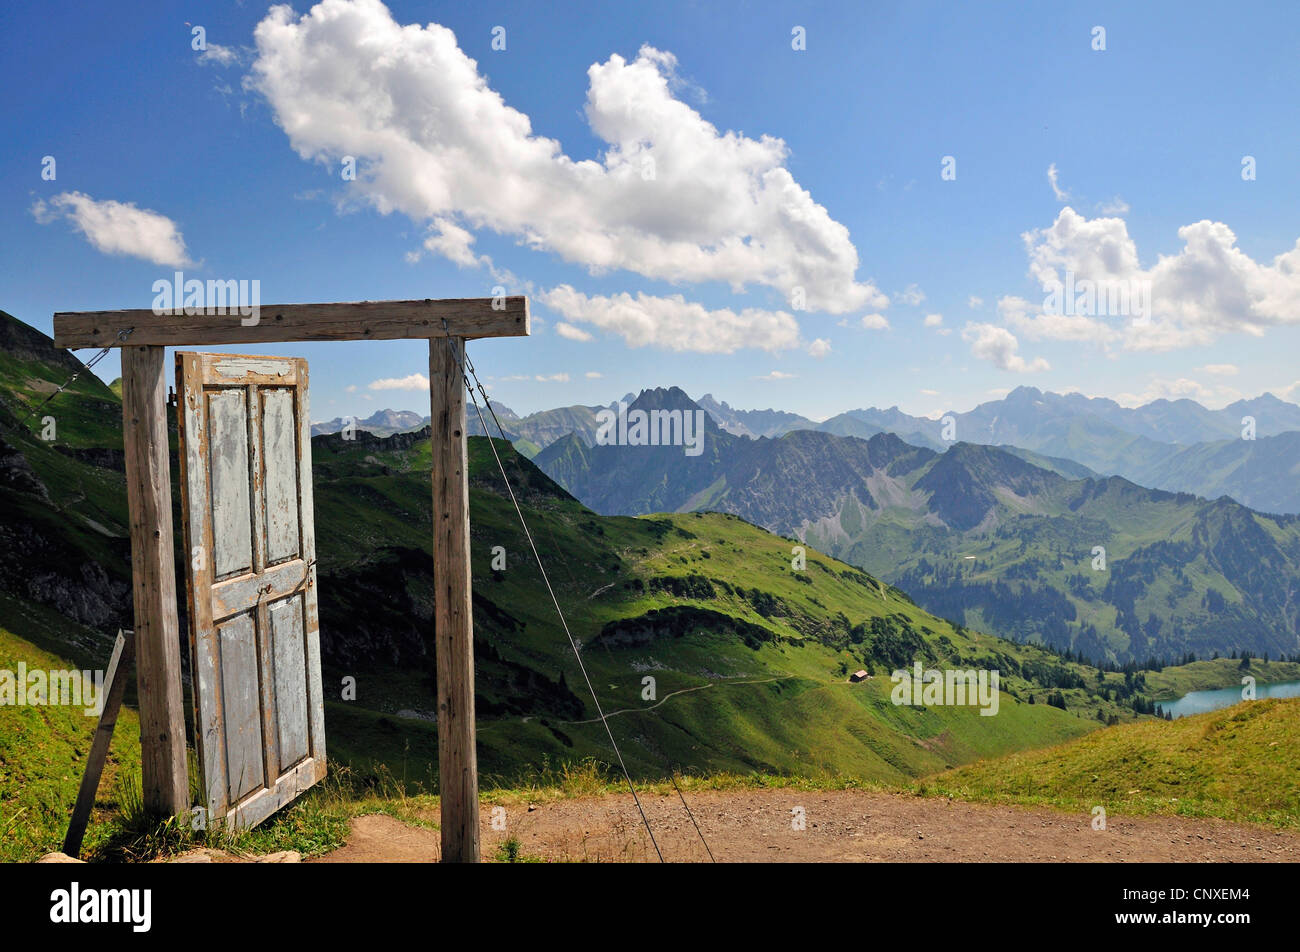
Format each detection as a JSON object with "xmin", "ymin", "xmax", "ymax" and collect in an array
[
  {"xmin": 997, "ymin": 294, "xmax": 1118, "ymax": 345},
  {"xmin": 961, "ymin": 322, "xmax": 1049, "ymax": 373},
  {"xmin": 248, "ymin": 0, "xmax": 884, "ymax": 317},
  {"xmin": 32, "ymin": 191, "xmax": 192, "ymax": 267},
  {"xmin": 1017, "ymin": 206, "xmax": 1300, "ymax": 351}
]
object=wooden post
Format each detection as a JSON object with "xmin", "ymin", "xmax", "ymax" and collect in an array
[
  {"xmin": 429, "ymin": 336, "xmax": 479, "ymax": 863},
  {"xmin": 121, "ymin": 344, "xmax": 188, "ymax": 817},
  {"xmin": 64, "ymin": 629, "xmax": 135, "ymax": 857}
]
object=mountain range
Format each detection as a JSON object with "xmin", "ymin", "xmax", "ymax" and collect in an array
[
  {"xmin": 328, "ymin": 382, "xmax": 1300, "ymax": 515},
  {"xmin": 533, "ymin": 387, "xmax": 1300, "ymax": 665},
  {"xmin": 312, "ymin": 408, "xmax": 431, "ymax": 437},
  {"xmin": 823, "ymin": 387, "xmax": 1300, "ymax": 512}
]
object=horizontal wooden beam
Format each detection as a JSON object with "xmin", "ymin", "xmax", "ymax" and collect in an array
[{"xmin": 53, "ymin": 297, "xmax": 529, "ymax": 348}]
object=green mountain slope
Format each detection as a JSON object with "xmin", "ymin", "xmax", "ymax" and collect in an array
[
  {"xmin": 311, "ymin": 427, "xmax": 1138, "ymax": 783},
  {"xmin": 0, "ymin": 309, "xmax": 1289, "ymax": 807},
  {"xmin": 0, "ymin": 311, "xmax": 133, "ymax": 635},
  {"xmin": 929, "ymin": 696, "xmax": 1300, "ymax": 828}
]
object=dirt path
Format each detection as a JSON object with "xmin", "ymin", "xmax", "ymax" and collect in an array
[
  {"xmin": 310, "ymin": 789, "xmax": 1300, "ymax": 863},
  {"xmin": 560, "ymin": 676, "xmax": 793, "ymax": 725}
]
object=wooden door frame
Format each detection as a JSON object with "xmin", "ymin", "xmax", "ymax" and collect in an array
[{"xmin": 53, "ymin": 296, "xmax": 530, "ymax": 863}]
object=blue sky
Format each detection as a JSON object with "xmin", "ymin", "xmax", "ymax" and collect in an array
[{"xmin": 3, "ymin": 0, "xmax": 1300, "ymax": 422}]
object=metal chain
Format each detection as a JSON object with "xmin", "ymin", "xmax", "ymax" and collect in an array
[{"xmin": 21, "ymin": 327, "xmax": 134, "ymax": 430}]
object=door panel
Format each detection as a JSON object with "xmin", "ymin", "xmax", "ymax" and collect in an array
[
  {"xmin": 207, "ymin": 389, "xmax": 253, "ymax": 579},
  {"xmin": 262, "ymin": 389, "xmax": 301, "ymax": 564},
  {"xmin": 270, "ymin": 594, "xmax": 310, "ymax": 770},
  {"xmin": 218, "ymin": 612, "xmax": 265, "ymax": 802},
  {"xmin": 177, "ymin": 352, "xmax": 326, "ymax": 830}
]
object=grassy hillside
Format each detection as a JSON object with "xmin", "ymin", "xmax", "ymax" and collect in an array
[
  {"xmin": 2, "ymin": 310, "xmax": 1295, "ymax": 858},
  {"xmin": 310, "ymin": 426, "xmax": 1200, "ymax": 789},
  {"xmin": 925, "ymin": 696, "xmax": 1300, "ymax": 828},
  {"xmin": 0, "ymin": 604, "xmax": 142, "ymax": 863}
]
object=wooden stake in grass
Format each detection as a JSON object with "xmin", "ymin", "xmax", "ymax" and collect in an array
[{"xmin": 63, "ymin": 629, "xmax": 135, "ymax": 857}]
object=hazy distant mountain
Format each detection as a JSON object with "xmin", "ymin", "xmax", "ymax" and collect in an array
[
  {"xmin": 817, "ymin": 411, "xmax": 946, "ymax": 450},
  {"xmin": 1135, "ymin": 430, "xmax": 1300, "ymax": 515},
  {"xmin": 696, "ymin": 393, "xmax": 816, "ymax": 438},
  {"xmin": 820, "ymin": 386, "xmax": 1300, "ymax": 513},
  {"xmin": 533, "ymin": 387, "xmax": 1300, "ymax": 664},
  {"xmin": 312, "ymin": 408, "xmax": 431, "ymax": 437},
  {"xmin": 845, "ymin": 386, "xmax": 1300, "ymax": 448},
  {"xmin": 466, "ymin": 402, "xmax": 605, "ymax": 457},
  {"xmin": 316, "ymin": 399, "xmax": 611, "ymax": 458}
]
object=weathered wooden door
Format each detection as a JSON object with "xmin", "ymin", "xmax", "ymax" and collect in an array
[{"xmin": 176, "ymin": 352, "xmax": 326, "ymax": 830}]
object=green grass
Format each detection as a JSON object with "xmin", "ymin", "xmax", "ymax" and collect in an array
[
  {"xmin": 0, "ymin": 623, "xmax": 141, "ymax": 863},
  {"xmin": 921, "ymin": 696, "xmax": 1300, "ymax": 828}
]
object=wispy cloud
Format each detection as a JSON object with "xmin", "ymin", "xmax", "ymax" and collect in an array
[
  {"xmin": 196, "ymin": 42, "xmax": 244, "ymax": 67},
  {"xmin": 369, "ymin": 373, "xmax": 430, "ymax": 391},
  {"xmin": 1047, "ymin": 163, "xmax": 1069, "ymax": 202},
  {"xmin": 894, "ymin": 283, "xmax": 925, "ymax": 306},
  {"xmin": 539, "ymin": 285, "xmax": 800, "ymax": 353},
  {"xmin": 555, "ymin": 322, "xmax": 593, "ymax": 342},
  {"xmin": 1114, "ymin": 376, "xmax": 1243, "ymax": 409}
]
